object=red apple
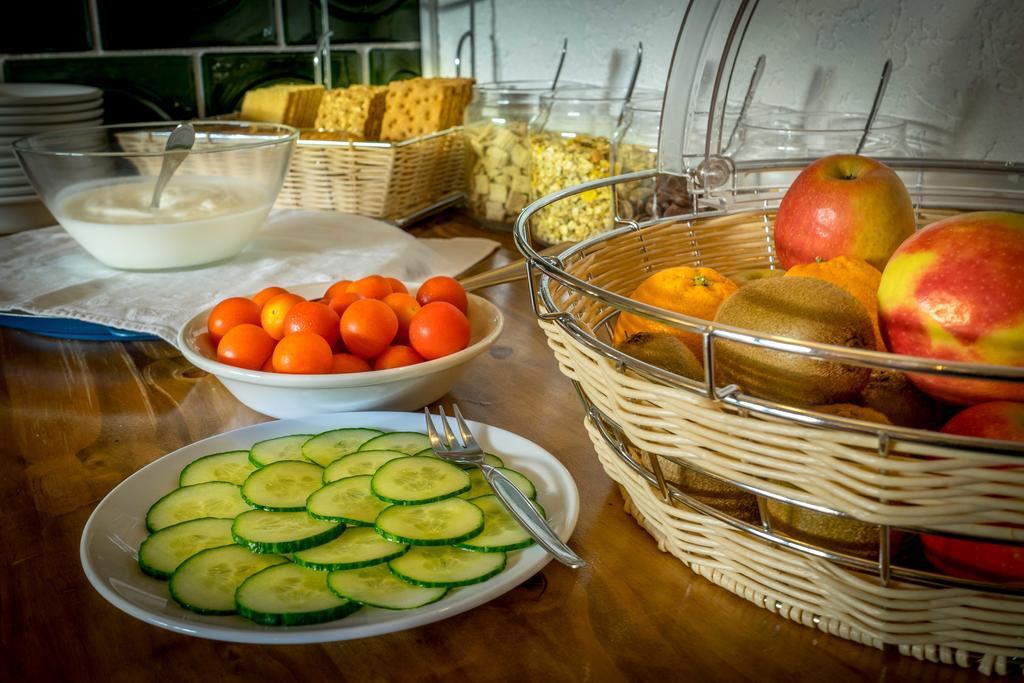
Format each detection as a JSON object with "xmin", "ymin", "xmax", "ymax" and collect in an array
[
  {"xmin": 774, "ymin": 154, "xmax": 916, "ymax": 270},
  {"xmin": 919, "ymin": 402, "xmax": 1024, "ymax": 582},
  {"xmin": 877, "ymin": 211, "xmax": 1024, "ymax": 404}
]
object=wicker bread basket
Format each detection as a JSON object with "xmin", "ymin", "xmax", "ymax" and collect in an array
[
  {"xmin": 116, "ymin": 124, "xmax": 466, "ymax": 225},
  {"xmin": 515, "ymin": 162, "xmax": 1024, "ymax": 676}
]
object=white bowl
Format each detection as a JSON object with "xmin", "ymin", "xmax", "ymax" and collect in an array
[{"xmin": 177, "ymin": 283, "xmax": 504, "ymax": 418}]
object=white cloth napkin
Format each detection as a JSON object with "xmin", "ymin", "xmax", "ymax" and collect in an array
[{"xmin": 0, "ymin": 211, "xmax": 499, "ymax": 345}]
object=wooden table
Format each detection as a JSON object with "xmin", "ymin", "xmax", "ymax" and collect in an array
[{"xmin": 0, "ymin": 212, "xmax": 1004, "ymax": 682}]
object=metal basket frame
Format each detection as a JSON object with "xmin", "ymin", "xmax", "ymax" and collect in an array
[{"xmin": 513, "ymin": 157, "xmax": 1024, "ymax": 600}]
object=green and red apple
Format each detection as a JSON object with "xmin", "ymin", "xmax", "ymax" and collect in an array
[
  {"xmin": 877, "ymin": 211, "xmax": 1024, "ymax": 404},
  {"xmin": 919, "ymin": 401, "xmax": 1024, "ymax": 583},
  {"xmin": 773, "ymin": 154, "xmax": 916, "ymax": 270}
]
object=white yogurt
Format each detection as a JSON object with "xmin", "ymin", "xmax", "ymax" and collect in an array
[{"xmin": 55, "ymin": 175, "xmax": 273, "ymax": 270}]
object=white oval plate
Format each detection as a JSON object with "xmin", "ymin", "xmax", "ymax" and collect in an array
[
  {"xmin": 0, "ymin": 98, "xmax": 102, "ymax": 116},
  {"xmin": 0, "ymin": 106, "xmax": 103, "ymax": 124},
  {"xmin": 80, "ymin": 411, "xmax": 581, "ymax": 644}
]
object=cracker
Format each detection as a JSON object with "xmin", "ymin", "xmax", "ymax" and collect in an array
[{"xmin": 314, "ymin": 84, "xmax": 387, "ymax": 139}]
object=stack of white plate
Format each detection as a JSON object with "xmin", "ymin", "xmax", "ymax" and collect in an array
[{"xmin": 0, "ymin": 83, "xmax": 104, "ymax": 234}]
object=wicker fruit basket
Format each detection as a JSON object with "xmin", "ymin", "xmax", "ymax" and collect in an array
[
  {"xmin": 513, "ymin": 0, "xmax": 1024, "ymax": 674},
  {"xmin": 116, "ymin": 125, "xmax": 466, "ymax": 225}
]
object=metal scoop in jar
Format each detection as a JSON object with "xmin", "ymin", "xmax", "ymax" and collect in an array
[{"xmin": 149, "ymin": 122, "xmax": 196, "ymax": 210}]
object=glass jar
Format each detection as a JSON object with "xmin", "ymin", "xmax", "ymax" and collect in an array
[
  {"xmin": 464, "ymin": 81, "xmax": 586, "ymax": 231},
  {"xmin": 730, "ymin": 111, "xmax": 911, "ymax": 160},
  {"xmin": 529, "ymin": 87, "xmax": 657, "ymax": 245},
  {"xmin": 611, "ymin": 96, "xmax": 695, "ymax": 223}
]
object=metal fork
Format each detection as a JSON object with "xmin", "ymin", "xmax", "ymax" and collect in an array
[{"xmin": 424, "ymin": 405, "xmax": 586, "ymax": 569}]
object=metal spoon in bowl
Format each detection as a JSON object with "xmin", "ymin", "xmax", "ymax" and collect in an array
[{"xmin": 149, "ymin": 122, "xmax": 196, "ymax": 210}]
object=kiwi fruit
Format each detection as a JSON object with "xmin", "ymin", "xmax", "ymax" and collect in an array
[
  {"xmin": 765, "ymin": 499, "xmax": 899, "ymax": 559},
  {"xmin": 712, "ymin": 276, "xmax": 874, "ymax": 405},
  {"xmin": 859, "ymin": 369, "xmax": 946, "ymax": 430},
  {"xmin": 614, "ymin": 332, "xmax": 703, "ymax": 381},
  {"xmin": 638, "ymin": 450, "xmax": 760, "ymax": 524},
  {"xmin": 812, "ymin": 403, "xmax": 892, "ymax": 424}
]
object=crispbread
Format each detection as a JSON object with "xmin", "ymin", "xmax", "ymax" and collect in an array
[
  {"xmin": 240, "ymin": 84, "xmax": 324, "ymax": 127},
  {"xmin": 314, "ymin": 85, "xmax": 387, "ymax": 139},
  {"xmin": 379, "ymin": 77, "xmax": 475, "ymax": 141}
]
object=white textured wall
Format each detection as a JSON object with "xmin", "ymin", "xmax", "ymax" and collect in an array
[{"xmin": 433, "ymin": 0, "xmax": 1024, "ymax": 161}]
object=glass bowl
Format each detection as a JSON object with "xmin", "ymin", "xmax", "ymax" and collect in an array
[{"xmin": 12, "ymin": 121, "xmax": 297, "ymax": 270}]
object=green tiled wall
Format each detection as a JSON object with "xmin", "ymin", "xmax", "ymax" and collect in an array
[{"xmin": 0, "ymin": 0, "xmax": 421, "ymax": 123}]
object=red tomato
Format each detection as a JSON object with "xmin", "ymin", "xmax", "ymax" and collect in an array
[
  {"xmin": 416, "ymin": 276, "xmax": 468, "ymax": 314},
  {"xmin": 252, "ymin": 286, "xmax": 287, "ymax": 308},
  {"xmin": 272, "ymin": 332, "xmax": 333, "ymax": 374},
  {"xmin": 382, "ymin": 292, "xmax": 421, "ymax": 344},
  {"xmin": 324, "ymin": 279, "xmax": 353, "ymax": 300},
  {"xmin": 283, "ymin": 301, "xmax": 340, "ymax": 346},
  {"xmin": 331, "ymin": 353, "xmax": 372, "ymax": 374},
  {"xmin": 208, "ymin": 297, "xmax": 262, "ymax": 345},
  {"xmin": 384, "ymin": 277, "xmax": 408, "ymax": 294},
  {"xmin": 374, "ymin": 345, "xmax": 425, "ymax": 370},
  {"xmin": 408, "ymin": 302, "xmax": 470, "ymax": 360},
  {"xmin": 340, "ymin": 299, "xmax": 399, "ymax": 359},
  {"xmin": 349, "ymin": 275, "xmax": 392, "ymax": 300},
  {"xmin": 326, "ymin": 291, "xmax": 362, "ymax": 318},
  {"xmin": 216, "ymin": 323, "xmax": 276, "ymax": 370}
]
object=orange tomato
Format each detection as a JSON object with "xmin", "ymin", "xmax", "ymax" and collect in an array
[
  {"xmin": 261, "ymin": 292, "xmax": 305, "ymax": 340},
  {"xmin": 331, "ymin": 353, "xmax": 371, "ymax": 374},
  {"xmin": 283, "ymin": 301, "xmax": 340, "ymax": 346},
  {"xmin": 416, "ymin": 276, "xmax": 468, "ymax": 314},
  {"xmin": 208, "ymin": 297, "xmax": 262, "ymax": 345},
  {"xmin": 349, "ymin": 275, "xmax": 392, "ymax": 300},
  {"xmin": 408, "ymin": 302, "xmax": 470, "ymax": 360},
  {"xmin": 216, "ymin": 323, "xmax": 276, "ymax": 370},
  {"xmin": 252, "ymin": 286, "xmax": 287, "ymax": 308},
  {"xmin": 384, "ymin": 277, "xmax": 408, "ymax": 294},
  {"xmin": 374, "ymin": 345, "xmax": 425, "ymax": 370},
  {"xmin": 272, "ymin": 332, "xmax": 333, "ymax": 374},
  {"xmin": 260, "ymin": 355, "xmax": 275, "ymax": 372},
  {"xmin": 326, "ymin": 291, "xmax": 362, "ymax": 318},
  {"xmin": 324, "ymin": 279, "xmax": 352, "ymax": 300},
  {"xmin": 382, "ymin": 292, "xmax": 421, "ymax": 344},
  {"xmin": 340, "ymin": 299, "xmax": 399, "ymax": 359}
]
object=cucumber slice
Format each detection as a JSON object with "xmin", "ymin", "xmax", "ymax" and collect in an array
[
  {"xmin": 303, "ymin": 428, "xmax": 383, "ymax": 467},
  {"xmin": 454, "ymin": 494, "xmax": 539, "ymax": 552},
  {"xmin": 240, "ymin": 460, "xmax": 324, "ymax": 511},
  {"xmin": 458, "ymin": 467, "xmax": 537, "ymax": 500},
  {"xmin": 322, "ymin": 450, "xmax": 408, "ymax": 483},
  {"xmin": 232, "ymin": 509, "xmax": 344, "ymax": 553},
  {"xmin": 414, "ymin": 449, "xmax": 504, "ymax": 470},
  {"xmin": 306, "ymin": 475, "xmax": 391, "ymax": 525},
  {"xmin": 145, "ymin": 482, "xmax": 251, "ymax": 533},
  {"xmin": 138, "ymin": 517, "xmax": 235, "ymax": 579},
  {"xmin": 389, "ymin": 545, "xmax": 507, "ymax": 587},
  {"xmin": 249, "ymin": 434, "xmax": 314, "ymax": 467},
  {"xmin": 358, "ymin": 431, "xmax": 431, "ymax": 456},
  {"xmin": 178, "ymin": 450, "xmax": 255, "ymax": 487},
  {"xmin": 236, "ymin": 562, "xmax": 361, "ymax": 626},
  {"xmin": 375, "ymin": 497, "xmax": 484, "ymax": 546},
  {"xmin": 292, "ymin": 527, "xmax": 408, "ymax": 571},
  {"xmin": 327, "ymin": 563, "xmax": 447, "ymax": 610},
  {"xmin": 371, "ymin": 456, "xmax": 471, "ymax": 505},
  {"xmin": 168, "ymin": 544, "xmax": 286, "ymax": 615}
]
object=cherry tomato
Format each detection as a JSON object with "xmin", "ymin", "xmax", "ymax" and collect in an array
[
  {"xmin": 283, "ymin": 301, "xmax": 340, "ymax": 346},
  {"xmin": 260, "ymin": 355, "xmax": 275, "ymax": 372},
  {"xmin": 384, "ymin": 277, "xmax": 408, "ymax": 294},
  {"xmin": 408, "ymin": 302, "xmax": 470, "ymax": 360},
  {"xmin": 252, "ymin": 286, "xmax": 287, "ymax": 308},
  {"xmin": 272, "ymin": 332, "xmax": 333, "ymax": 374},
  {"xmin": 374, "ymin": 345, "xmax": 425, "ymax": 370},
  {"xmin": 261, "ymin": 292, "xmax": 305, "ymax": 340},
  {"xmin": 208, "ymin": 297, "xmax": 262, "ymax": 345},
  {"xmin": 331, "ymin": 353, "xmax": 372, "ymax": 374},
  {"xmin": 349, "ymin": 275, "xmax": 392, "ymax": 300},
  {"xmin": 216, "ymin": 323, "xmax": 276, "ymax": 370},
  {"xmin": 340, "ymin": 299, "xmax": 399, "ymax": 359},
  {"xmin": 324, "ymin": 279, "xmax": 352, "ymax": 300},
  {"xmin": 416, "ymin": 276, "xmax": 468, "ymax": 314},
  {"xmin": 326, "ymin": 291, "xmax": 362, "ymax": 318},
  {"xmin": 382, "ymin": 292, "xmax": 421, "ymax": 344}
]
